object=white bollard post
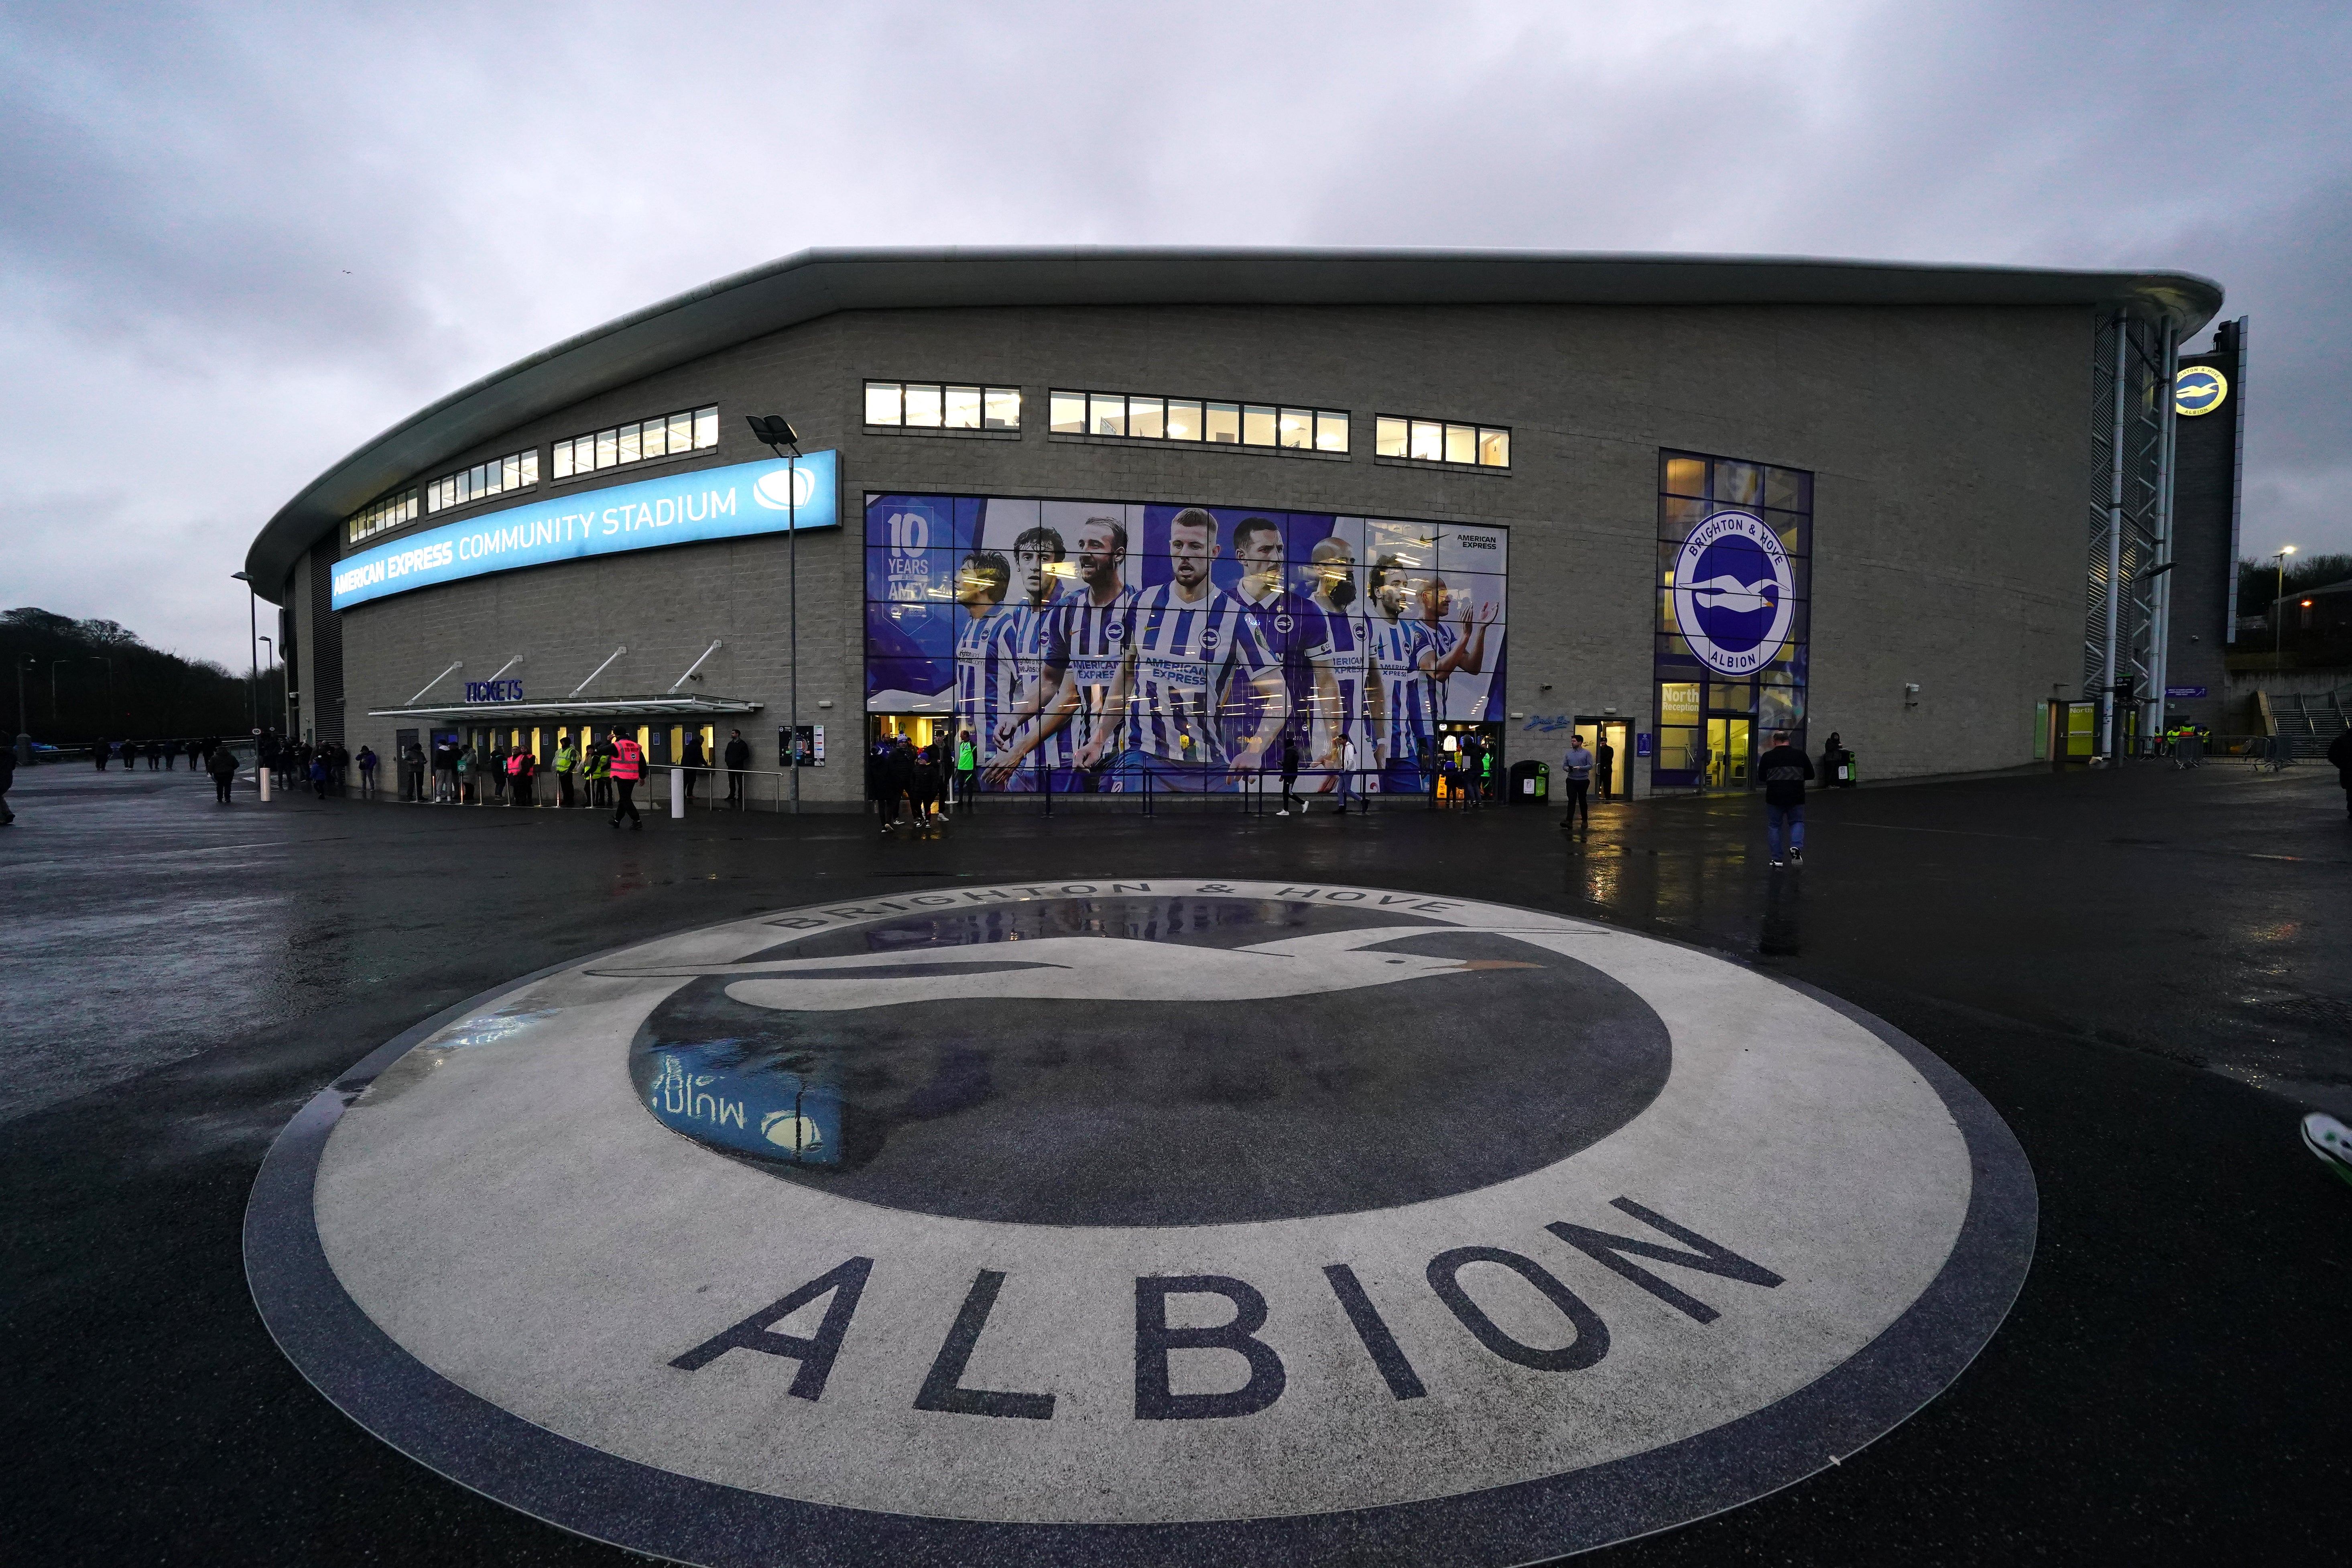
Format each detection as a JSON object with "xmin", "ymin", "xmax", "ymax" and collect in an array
[
  {"xmin": 258, "ymin": 757, "xmax": 270, "ymax": 802},
  {"xmin": 670, "ymin": 767, "xmax": 685, "ymax": 819}
]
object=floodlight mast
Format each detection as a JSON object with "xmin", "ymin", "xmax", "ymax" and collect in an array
[{"xmin": 746, "ymin": 417, "xmax": 804, "ymax": 810}]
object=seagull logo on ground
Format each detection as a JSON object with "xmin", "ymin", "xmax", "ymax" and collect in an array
[{"xmin": 594, "ymin": 926, "xmax": 1538, "ymax": 1011}]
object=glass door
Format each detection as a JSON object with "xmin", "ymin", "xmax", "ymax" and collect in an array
[{"xmin": 1704, "ymin": 717, "xmax": 1752, "ymax": 789}]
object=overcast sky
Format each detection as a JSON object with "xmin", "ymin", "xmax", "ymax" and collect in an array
[{"xmin": 4, "ymin": 0, "xmax": 2346, "ymax": 668}]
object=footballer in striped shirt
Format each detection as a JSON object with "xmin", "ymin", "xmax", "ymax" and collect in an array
[
  {"xmin": 1096, "ymin": 507, "xmax": 1287, "ymax": 790},
  {"xmin": 981, "ymin": 525, "xmax": 1072, "ymax": 789},
  {"xmin": 1229, "ymin": 515, "xmax": 1333, "ymax": 782},
  {"xmin": 1306, "ymin": 533, "xmax": 1371, "ymax": 793},
  {"xmin": 990, "ymin": 515, "xmax": 1135, "ymax": 791},
  {"xmin": 1370, "ymin": 554, "xmax": 1439, "ymax": 793},
  {"xmin": 952, "ymin": 550, "xmax": 1018, "ymax": 765}
]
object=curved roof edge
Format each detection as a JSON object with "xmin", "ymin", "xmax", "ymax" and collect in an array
[{"xmin": 247, "ymin": 246, "xmax": 2223, "ymax": 597}]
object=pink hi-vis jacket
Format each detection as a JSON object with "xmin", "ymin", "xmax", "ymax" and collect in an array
[{"xmin": 610, "ymin": 738, "xmax": 643, "ymax": 781}]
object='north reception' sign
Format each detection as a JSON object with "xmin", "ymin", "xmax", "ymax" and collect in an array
[{"xmin": 329, "ymin": 451, "xmax": 838, "ymax": 611}]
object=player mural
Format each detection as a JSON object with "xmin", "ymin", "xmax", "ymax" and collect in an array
[{"xmin": 865, "ymin": 495, "xmax": 1508, "ymax": 794}]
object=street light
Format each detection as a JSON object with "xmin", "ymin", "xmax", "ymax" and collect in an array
[
  {"xmin": 231, "ymin": 570, "xmax": 258, "ymax": 732},
  {"xmin": 2274, "ymin": 546, "xmax": 2297, "ymax": 660},
  {"xmin": 746, "ymin": 415, "xmax": 804, "ymax": 812}
]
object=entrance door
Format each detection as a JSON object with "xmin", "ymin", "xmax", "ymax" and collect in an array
[
  {"xmin": 1704, "ymin": 717, "xmax": 1752, "ymax": 789},
  {"xmin": 1572, "ymin": 720, "xmax": 1630, "ymax": 799}
]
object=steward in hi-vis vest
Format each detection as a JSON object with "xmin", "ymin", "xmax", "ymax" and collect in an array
[{"xmin": 610, "ymin": 736, "xmax": 644, "ymax": 830}]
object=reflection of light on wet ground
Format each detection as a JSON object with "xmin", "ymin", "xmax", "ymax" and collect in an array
[{"xmin": 429, "ymin": 1009, "xmax": 559, "ymax": 1049}]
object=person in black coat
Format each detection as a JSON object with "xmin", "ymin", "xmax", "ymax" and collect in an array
[
  {"xmin": 724, "ymin": 728, "xmax": 751, "ymax": 807},
  {"xmin": 909, "ymin": 743, "xmax": 945, "ymax": 826},
  {"xmin": 1278, "ymin": 732, "xmax": 1302, "ymax": 815},
  {"xmin": 2329, "ymin": 727, "xmax": 2352, "ymax": 818},
  {"xmin": 681, "ymin": 728, "xmax": 706, "ymax": 803},
  {"xmin": 878, "ymin": 737, "xmax": 915, "ymax": 830},
  {"xmin": 207, "ymin": 739, "xmax": 240, "ymax": 804}
]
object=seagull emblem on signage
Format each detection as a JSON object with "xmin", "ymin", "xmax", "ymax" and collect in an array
[
  {"xmin": 591, "ymin": 927, "xmax": 1538, "ymax": 1011},
  {"xmin": 1688, "ymin": 576, "xmax": 1779, "ymax": 614}
]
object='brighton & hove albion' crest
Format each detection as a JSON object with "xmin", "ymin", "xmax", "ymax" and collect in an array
[{"xmin": 1671, "ymin": 510, "xmax": 1795, "ymax": 677}]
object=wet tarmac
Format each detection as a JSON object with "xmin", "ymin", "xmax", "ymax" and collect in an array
[{"xmin": 5, "ymin": 759, "xmax": 2349, "ymax": 1561}]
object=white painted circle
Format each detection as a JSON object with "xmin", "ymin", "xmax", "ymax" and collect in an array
[{"xmin": 291, "ymin": 880, "xmax": 2005, "ymax": 1546}]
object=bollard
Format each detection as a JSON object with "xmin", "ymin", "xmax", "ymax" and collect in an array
[
  {"xmin": 258, "ymin": 760, "xmax": 270, "ymax": 802},
  {"xmin": 670, "ymin": 768, "xmax": 684, "ymax": 819}
]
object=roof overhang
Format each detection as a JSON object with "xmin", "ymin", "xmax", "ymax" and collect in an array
[
  {"xmin": 250, "ymin": 246, "xmax": 2226, "ymax": 601},
  {"xmin": 368, "ymin": 695, "xmax": 764, "ymax": 722}
]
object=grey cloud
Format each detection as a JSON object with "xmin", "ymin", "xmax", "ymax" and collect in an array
[{"xmin": 1, "ymin": 0, "xmax": 2346, "ymax": 666}]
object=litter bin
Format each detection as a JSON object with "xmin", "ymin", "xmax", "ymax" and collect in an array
[
  {"xmin": 1507, "ymin": 759, "xmax": 1549, "ymax": 804},
  {"xmin": 1829, "ymin": 749, "xmax": 1858, "ymax": 788}
]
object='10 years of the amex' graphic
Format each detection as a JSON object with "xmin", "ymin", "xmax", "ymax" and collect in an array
[{"xmin": 249, "ymin": 879, "xmax": 2033, "ymax": 1566}]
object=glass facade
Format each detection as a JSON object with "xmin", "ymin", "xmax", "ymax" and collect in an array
[
  {"xmin": 1049, "ymin": 390, "xmax": 1347, "ymax": 454},
  {"xmin": 1375, "ymin": 415, "xmax": 1510, "ymax": 468},
  {"xmin": 426, "ymin": 448, "xmax": 539, "ymax": 515},
  {"xmin": 551, "ymin": 405, "xmax": 718, "ymax": 480},
  {"xmin": 1652, "ymin": 450, "xmax": 1812, "ymax": 790},
  {"xmin": 865, "ymin": 381, "xmax": 1021, "ymax": 430},
  {"xmin": 347, "ymin": 490, "xmax": 419, "ymax": 545},
  {"xmin": 864, "ymin": 493, "xmax": 1506, "ymax": 796}
]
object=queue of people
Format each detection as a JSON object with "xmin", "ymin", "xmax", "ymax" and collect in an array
[
  {"xmin": 396, "ymin": 732, "xmax": 641, "ymax": 823},
  {"xmin": 867, "ymin": 734, "xmax": 951, "ymax": 830}
]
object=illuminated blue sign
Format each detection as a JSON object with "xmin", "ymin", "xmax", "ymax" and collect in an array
[
  {"xmin": 465, "ymin": 681, "xmax": 524, "ymax": 703},
  {"xmin": 330, "ymin": 450, "xmax": 838, "ymax": 611}
]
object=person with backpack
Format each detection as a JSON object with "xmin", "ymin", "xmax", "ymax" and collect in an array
[
  {"xmin": 609, "ymin": 731, "xmax": 643, "ymax": 828},
  {"xmin": 1759, "ymin": 728, "xmax": 1815, "ymax": 867}
]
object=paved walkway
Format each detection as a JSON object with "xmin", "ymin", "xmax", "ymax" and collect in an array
[{"xmin": 4, "ymin": 759, "xmax": 2347, "ymax": 1561}]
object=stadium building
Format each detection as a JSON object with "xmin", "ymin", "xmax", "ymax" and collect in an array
[{"xmin": 242, "ymin": 247, "xmax": 2225, "ymax": 807}]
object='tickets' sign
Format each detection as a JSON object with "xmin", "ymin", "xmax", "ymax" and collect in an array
[{"xmin": 330, "ymin": 451, "xmax": 839, "ymax": 611}]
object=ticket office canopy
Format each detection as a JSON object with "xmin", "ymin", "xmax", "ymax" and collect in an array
[{"xmin": 367, "ymin": 695, "xmax": 763, "ymax": 721}]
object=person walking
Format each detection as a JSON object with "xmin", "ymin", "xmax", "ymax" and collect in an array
[
  {"xmin": 1759, "ymin": 728, "xmax": 1815, "ymax": 867},
  {"xmin": 1594, "ymin": 734, "xmax": 1616, "ymax": 803},
  {"xmin": 911, "ymin": 742, "xmax": 945, "ymax": 827},
  {"xmin": 308, "ymin": 751, "xmax": 329, "ymax": 798},
  {"xmin": 878, "ymin": 736, "xmax": 914, "ymax": 831},
  {"xmin": 554, "ymin": 735, "xmax": 577, "ymax": 808},
  {"xmin": 2329, "ymin": 726, "xmax": 2352, "ymax": 818},
  {"xmin": 1335, "ymin": 733, "xmax": 1363, "ymax": 813},
  {"xmin": 1559, "ymin": 734, "xmax": 1594, "ymax": 830},
  {"xmin": 357, "ymin": 745, "xmax": 378, "ymax": 796},
  {"xmin": 93, "ymin": 738, "xmax": 109, "ymax": 771},
  {"xmin": 723, "ymin": 728, "xmax": 751, "ymax": 808},
  {"xmin": 207, "ymin": 738, "xmax": 239, "ymax": 803},
  {"xmin": 0, "ymin": 742, "xmax": 15, "ymax": 825},
  {"xmin": 609, "ymin": 730, "xmax": 643, "ymax": 828},
  {"xmin": 184, "ymin": 738, "xmax": 202, "ymax": 771},
  {"xmin": 1277, "ymin": 732, "xmax": 1303, "ymax": 815}
]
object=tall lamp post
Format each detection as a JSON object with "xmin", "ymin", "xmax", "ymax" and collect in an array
[
  {"xmin": 2273, "ymin": 545, "xmax": 2297, "ymax": 660},
  {"xmin": 746, "ymin": 415, "xmax": 803, "ymax": 812},
  {"xmin": 231, "ymin": 570, "xmax": 259, "ymax": 732}
]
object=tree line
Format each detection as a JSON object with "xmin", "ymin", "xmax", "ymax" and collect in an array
[{"xmin": 2, "ymin": 608, "xmax": 285, "ymax": 744}]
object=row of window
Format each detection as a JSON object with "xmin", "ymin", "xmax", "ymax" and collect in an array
[
  {"xmin": 865, "ymin": 381, "xmax": 1023, "ymax": 430},
  {"xmin": 427, "ymin": 448, "xmax": 540, "ymax": 514},
  {"xmin": 550, "ymin": 405, "xmax": 719, "ymax": 480},
  {"xmin": 1049, "ymin": 390, "xmax": 1352, "ymax": 453},
  {"xmin": 1375, "ymin": 417, "xmax": 1510, "ymax": 469},
  {"xmin": 348, "ymin": 491, "xmax": 419, "ymax": 545}
]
